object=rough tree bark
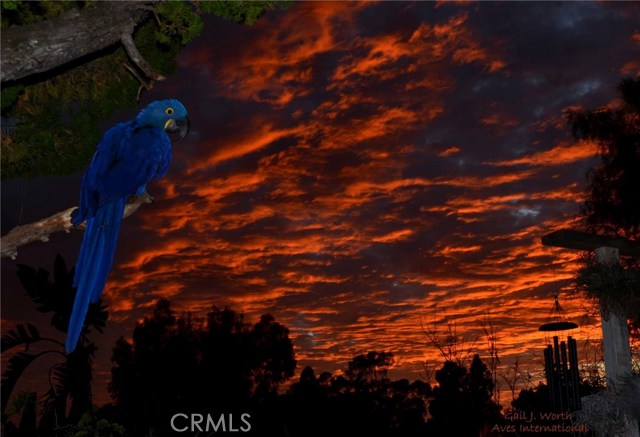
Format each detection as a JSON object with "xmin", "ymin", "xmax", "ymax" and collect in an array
[
  {"xmin": 1, "ymin": 1, "xmax": 161, "ymax": 83},
  {"xmin": 1, "ymin": 193, "xmax": 154, "ymax": 259}
]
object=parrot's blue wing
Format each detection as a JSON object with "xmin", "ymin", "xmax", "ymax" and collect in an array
[
  {"xmin": 71, "ymin": 121, "xmax": 132, "ymax": 227},
  {"xmin": 66, "ymin": 123, "xmax": 172, "ymax": 353}
]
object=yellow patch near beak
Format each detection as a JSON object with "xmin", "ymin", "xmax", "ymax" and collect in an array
[{"xmin": 164, "ymin": 119, "xmax": 174, "ymax": 130}]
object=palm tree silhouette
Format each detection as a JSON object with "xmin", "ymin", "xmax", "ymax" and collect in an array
[{"xmin": 1, "ymin": 254, "xmax": 108, "ymax": 434}]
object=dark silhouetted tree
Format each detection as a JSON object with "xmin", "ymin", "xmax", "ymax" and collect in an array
[
  {"xmin": 568, "ymin": 77, "xmax": 640, "ymax": 338},
  {"xmin": 345, "ymin": 351, "xmax": 394, "ymax": 382},
  {"xmin": 281, "ymin": 352, "xmax": 431, "ymax": 437},
  {"xmin": 567, "ymin": 76, "xmax": 640, "ymax": 240},
  {"xmin": 108, "ymin": 300, "xmax": 296, "ymax": 436},
  {"xmin": 427, "ymin": 354, "xmax": 502, "ymax": 436},
  {"xmin": 252, "ymin": 314, "xmax": 297, "ymax": 400},
  {"xmin": 468, "ymin": 354, "xmax": 502, "ymax": 421},
  {"xmin": 511, "ymin": 383, "xmax": 553, "ymax": 415}
]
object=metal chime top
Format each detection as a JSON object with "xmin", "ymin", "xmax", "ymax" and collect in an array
[{"xmin": 538, "ymin": 292, "xmax": 579, "ymax": 332}]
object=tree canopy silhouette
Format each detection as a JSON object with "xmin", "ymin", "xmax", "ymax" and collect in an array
[
  {"xmin": 427, "ymin": 354, "xmax": 502, "ymax": 436},
  {"xmin": 108, "ymin": 299, "xmax": 295, "ymax": 436},
  {"xmin": 568, "ymin": 77, "xmax": 640, "ymax": 327},
  {"xmin": 280, "ymin": 351, "xmax": 431, "ymax": 437},
  {"xmin": 567, "ymin": 77, "xmax": 640, "ymax": 240}
]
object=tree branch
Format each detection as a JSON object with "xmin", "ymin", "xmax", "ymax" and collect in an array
[
  {"xmin": 120, "ymin": 32, "xmax": 166, "ymax": 82},
  {"xmin": 1, "ymin": 193, "xmax": 153, "ymax": 259},
  {"xmin": 123, "ymin": 62, "xmax": 153, "ymax": 102},
  {"xmin": 1, "ymin": 1, "xmax": 156, "ymax": 83}
]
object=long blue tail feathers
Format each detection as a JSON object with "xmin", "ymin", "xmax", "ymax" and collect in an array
[{"xmin": 66, "ymin": 199, "xmax": 125, "ymax": 353}]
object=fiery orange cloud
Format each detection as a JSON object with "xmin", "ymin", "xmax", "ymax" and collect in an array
[
  {"xmin": 621, "ymin": 31, "xmax": 640, "ymax": 73},
  {"xmin": 371, "ymin": 229, "xmax": 415, "ymax": 243},
  {"xmin": 481, "ymin": 113, "xmax": 519, "ymax": 127},
  {"xmin": 187, "ymin": 122, "xmax": 307, "ymax": 173},
  {"xmin": 439, "ymin": 244, "xmax": 483, "ymax": 255},
  {"xmin": 184, "ymin": 2, "xmax": 368, "ymax": 107},
  {"xmin": 486, "ymin": 140, "xmax": 599, "ymax": 167},
  {"xmin": 409, "ymin": 12, "xmax": 507, "ymax": 72},
  {"xmin": 438, "ymin": 146, "xmax": 461, "ymax": 157},
  {"xmin": 6, "ymin": 1, "xmax": 636, "ymax": 411}
]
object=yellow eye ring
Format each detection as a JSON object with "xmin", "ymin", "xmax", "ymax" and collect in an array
[{"xmin": 165, "ymin": 107, "xmax": 174, "ymax": 115}]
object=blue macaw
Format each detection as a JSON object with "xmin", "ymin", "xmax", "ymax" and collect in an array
[{"xmin": 66, "ymin": 99, "xmax": 189, "ymax": 353}]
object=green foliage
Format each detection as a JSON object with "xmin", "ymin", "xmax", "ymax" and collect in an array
[
  {"xmin": 1, "ymin": 0, "xmax": 87, "ymax": 28},
  {"xmin": 1, "ymin": 1, "xmax": 22, "ymax": 11},
  {"xmin": 1, "ymin": 84, "xmax": 24, "ymax": 110},
  {"xmin": 2, "ymin": 391, "xmax": 37, "ymax": 437},
  {"xmin": 133, "ymin": 18, "xmax": 182, "ymax": 76},
  {"xmin": 1, "ymin": 51, "xmax": 139, "ymax": 179},
  {"xmin": 200, "ymin": 0, "xmax": 291, "ymax": 25},
  {"xmin": 4, "ymin": 390, "xmax": 35, "ymax": 418},
  {"xmin": 154, "ymin": 1, "xmax": 204, "ymax": 45},
  {"xmin": 70, "ymin": 408, "xmax": 126, "ymax": 437}
]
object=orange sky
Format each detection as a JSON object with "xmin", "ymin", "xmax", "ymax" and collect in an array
[{"xmin": 2, "ymin": 1, "xmax": 639, "ymax": 407}]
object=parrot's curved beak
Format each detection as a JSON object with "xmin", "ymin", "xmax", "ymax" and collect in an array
[{"xmin": 165, "ymin": 117, "xmax": 190, "ymax": 140}]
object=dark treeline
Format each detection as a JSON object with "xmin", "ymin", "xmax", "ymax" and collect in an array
[{"xmin": 2, "ymin": 266, "xmax": 595, "ymax": 437}]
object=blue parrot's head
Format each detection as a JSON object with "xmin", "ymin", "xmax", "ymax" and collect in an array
[{"xmin": 137, "ymin": 99, "xmax": 190, "ymax": 139}]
